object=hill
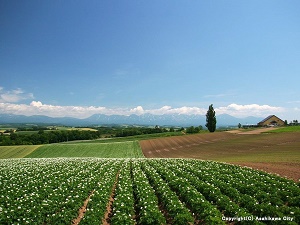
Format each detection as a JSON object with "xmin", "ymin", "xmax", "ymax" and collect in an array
[
  {"xmin": 24, "ymin": 141, "xmax": 144, "ymax": 158},
  {"xmin": 140, "ymin": 131, "xmax": 300, "ymax": 181}
]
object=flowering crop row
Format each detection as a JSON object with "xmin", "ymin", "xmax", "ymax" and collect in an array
[
  {"xmin": 131, "ymin": 160, "xmax": 166, "ymax": 225},
  {"xmin": 148, "ymin": 159, "xmax": 226, "ymax": 224},
  {"xmin": 141, "ymin": 161, "xmax": 195, "ymax": 225},
  {"xmin": 160, "ymin": 161, "xmax": 250, "ymax": 215},
  {"xmin": 80, "ymin": 160, "xmax": 123, "ymax": 224},
  {"xmin": 0, "ymin": 158, "xmax": 121, "ymax": 224},
  {"xmin": 110, "ymin": 160, "xmax": 135, "ymax": 225},
  {"xmin": 176, "ymin": 159, "xmax": 300, "ymax": 222},
  {"xmin": 1, "ymin": 158, "xmax": 299, "ymax": 224},
  {"xmin": 154, "ymin": 159, "xmax": 299, "ymax": 224},
  {"xmin": 153, "ymin": 159, "xmax": 263, "ymax": 225}
]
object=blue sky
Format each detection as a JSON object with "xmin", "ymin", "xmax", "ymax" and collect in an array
[{"xmin": 1, "ymin": 0, "xmax": 299, "ymax": 121}]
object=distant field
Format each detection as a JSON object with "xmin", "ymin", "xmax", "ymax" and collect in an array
[
  {"xmin": 0, "ymin": 145, "xmax": 41, "ymax": 159},
  {"xmin": 75, "ymin": 131, "xmax": 185, "ymax": 143},
  {"xmin": 141, "ymin": 132, "xmax": 300, "ymax": 162},
  {"xmin": 140, "ymin": 132, "xmax": 300, "ymax": 181},
  {"xmin": 263, "ymin": 126, "xmax": 300, "ymax": 133},
  {"xmin": 25, "ymin": 141, "xmax": 144, "ymax": 158},
  {"xmin": 67, "ymin": 127, "xmax": 98, "ymax": 132}
]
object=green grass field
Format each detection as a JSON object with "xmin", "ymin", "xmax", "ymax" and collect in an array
[
  {"xmin": 0, "ymin": 145, "xmax": 41, "ymax": 159},
  {"xmin": 263, "ymin": 126, "xmax": 300, "ymax": 133},
  {"xmin": 1, "ymin": 128, "xmax": 299, "ymax": 161},
  {"xmin": 24, "ymin": 141, "xmax": 144, "ymax": 158}
]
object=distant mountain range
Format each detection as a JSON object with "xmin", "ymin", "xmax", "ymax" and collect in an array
[{"xmin": 0, "ymin": 113, "xmax": 263, "ymax": 127}]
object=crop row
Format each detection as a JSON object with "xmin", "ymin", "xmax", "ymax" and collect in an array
[
  {"xmin": 24, "ymin": 141, "xmax": 145, "ymax": 158},
  {"xmin": 0, "ymin": 158, "xmax": 299, "ymax": 224},
  {"xmin": 0, "ymin": 158, "xmax": 122, "ymax": 224}
]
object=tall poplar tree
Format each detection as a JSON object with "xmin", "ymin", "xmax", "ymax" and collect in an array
[{"xmin": 205, "ymin": 104, "xmax": 217, "ymax": 132}]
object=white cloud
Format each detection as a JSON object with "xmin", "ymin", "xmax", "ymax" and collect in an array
[
  {"xmin": 0, "ymin": 87, "xmax": 34, "ymax": 103},
  {"xmin": 0, "ymin": 101, "xmax": 106, "ymax": 118},
  {"xmin": 216, "ymin": 103, "xmax": 284, "ymax": 117},
  {"xmin": 146, "ymin": 106, "xmax": 207, "ymax": 115},
  {"xmin": 147, "ymin": 106, "xmax": 173, "ymax": 115},
  {"xmin": 0, "ymin": 101, "xmax": 286, "ymax": 119},
  {"xmin": 130, "ymin": 106, "xmax": 144, "ymax": 115},
  {"xmin": 30, "ymin": 101, "xmax": 43, "ymax": 107}
]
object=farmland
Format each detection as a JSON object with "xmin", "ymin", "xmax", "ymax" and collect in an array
[
  {"xmin": 25, "ymin": 141, "xmax": 144, "ymax": 158},
  {"xmin": 0, "ymin": 145, "xmax": 41, "ymax": 159},
  {"xmin": 0, "ymin": 128, "xmax": 300, "ymax": 224},
  {"xmin": 262, "ymin": 126, "xmax": 300, "ymax": 133},
  {"xmin": 140, "ymin": 131, "xmax": 300, "ymax": 181},
  {"xmin": 0, "ymin": 141, "xmax": 144, "ymax": 159},
  {"xmin": 1, "ymin": 158, "xmax": 299, "ymax": 224}
]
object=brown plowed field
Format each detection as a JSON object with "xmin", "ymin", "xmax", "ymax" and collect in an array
[{"xmin": 140, "ymin": 132, "xmax": 300, "ymax": 181}]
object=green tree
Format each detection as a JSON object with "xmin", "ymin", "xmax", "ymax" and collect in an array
[
  {"xmin": 186, "ymin": 126, "xmax": 195, "ymax": 134},
  {"xmin": 205, "ymin": 104, "xmax": 217, "ymax": 132}
]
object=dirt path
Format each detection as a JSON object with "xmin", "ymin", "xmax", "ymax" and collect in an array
[
  {"xmin": 72, "ymin": 190, "xmax": 95, "ymax": 225},
  {"xmin": 102, "ymin": 170, "xmax": 120, "ymax": 225}
]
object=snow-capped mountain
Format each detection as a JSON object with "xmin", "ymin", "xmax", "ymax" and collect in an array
[{"xmin": 0, "ymin": 113, "xmax": 263, "ymax": 127}]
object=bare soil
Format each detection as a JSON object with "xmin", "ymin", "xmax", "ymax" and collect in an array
[
  {"xmin": 72, "ymin": 190, "xmax": 95, "ymax": 225},
  {"xmin": 140, "ymin": 132, "xmax": 300, "ymax": 181},
  {"xmin": 102, "ymin": 171, "xmax": 120, "ymax": 225}
]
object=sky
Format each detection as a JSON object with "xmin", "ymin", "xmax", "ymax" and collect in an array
[{"xmin": 0, "ymin": 0, "xmax": 299, "ymax": 121}]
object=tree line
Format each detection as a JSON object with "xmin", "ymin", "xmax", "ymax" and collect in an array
[
  {"xmin": 115, "ymin": 126, "xmax": 169, "ymax": 137},
  {"xmin": 0, "ymin": 126, "xmax": 176, "ymax": 145},
  {"xmin": 0, "ymin": 130, "xmax": 100, "ymax": 145},
  {"xmin": 0, "ymin": 124, "xmax": 209, "ymax": 145}
]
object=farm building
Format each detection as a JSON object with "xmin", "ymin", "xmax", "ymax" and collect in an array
[{"xmin": 257, "ymin": 115, "xmax": 285, "ymax": 127}]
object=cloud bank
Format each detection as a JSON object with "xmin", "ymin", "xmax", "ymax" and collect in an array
[
  {"xmin": 0, "ymin": 101, "xmax": 284, "ymax": 119},
  {"xmin": 216, "ymin": 104, "xmax": 284, "ymax": 118},
  {"xmin": 0, "ymin": 87, "xmax": 285, "ymax": 118}
]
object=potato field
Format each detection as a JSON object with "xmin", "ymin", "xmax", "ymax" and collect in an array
[{"xmin": 0, "ymin": 158, "xmax": 299, "ymax": 225}]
